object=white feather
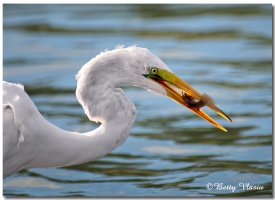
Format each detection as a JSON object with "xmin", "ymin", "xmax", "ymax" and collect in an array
[{"xmin": 3, "ymin": 46, "xmax": 172, "ymax": 178}]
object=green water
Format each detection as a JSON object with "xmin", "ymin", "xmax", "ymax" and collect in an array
[{"xmin": 3, "ymin": 4, "xmax": 272, "ymax": 197}]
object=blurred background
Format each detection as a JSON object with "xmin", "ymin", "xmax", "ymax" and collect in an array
[{"xmin": 3, "ymin": 4, "xmax": 272, "ymax": 197}]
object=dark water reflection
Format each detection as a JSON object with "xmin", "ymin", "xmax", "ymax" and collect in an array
[{"xmin": 3, "ymin": 4, "xmax": 272, "ymax": 197}]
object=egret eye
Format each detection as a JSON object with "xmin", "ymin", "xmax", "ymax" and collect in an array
[{"xmin": 149, "ymin": 67, "xmax": 158, "ymax": 74}]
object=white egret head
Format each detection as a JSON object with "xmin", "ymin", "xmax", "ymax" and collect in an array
[{"xmin": 76, "ymin": 46, "xmax": 231, "ymax": 131}]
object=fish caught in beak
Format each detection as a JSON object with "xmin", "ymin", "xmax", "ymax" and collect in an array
[{"xmin": 144, "ymin": 67, "xmax": 232, "ymax": 132}]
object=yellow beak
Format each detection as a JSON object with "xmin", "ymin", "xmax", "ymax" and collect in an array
[{"xmin": 145, "ymin": 68, "xmax": 232, "ymax": 132}]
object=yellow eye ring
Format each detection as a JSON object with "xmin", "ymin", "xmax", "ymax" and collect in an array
[{"xmin": 149, "ymin": 67, "xmax": 158, "ymax": 74}]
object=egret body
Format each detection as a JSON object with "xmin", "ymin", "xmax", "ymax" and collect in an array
[{"xmin": 3, "ymin": 46, "xmax": 231, "ymax": 178}]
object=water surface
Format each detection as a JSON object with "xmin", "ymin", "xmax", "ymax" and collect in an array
[{"xmin": 3, "ymin": 4, "xmax": 272, "ymax": 197}]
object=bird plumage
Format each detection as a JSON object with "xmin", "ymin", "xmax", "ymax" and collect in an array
[
  {"xmin": 3, "ymin": 46, "xmax": 173, "ymax": 178},
  {"xmin": 3, "ymin": 46, "xmax": 231, "ymax": 178}
]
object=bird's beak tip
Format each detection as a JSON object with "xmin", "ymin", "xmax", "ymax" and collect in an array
[{"xmin": 145, "ymin": 68, "xmax": 231, "ymax": 132}]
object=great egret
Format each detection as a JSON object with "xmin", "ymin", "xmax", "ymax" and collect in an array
[{"xmin": 3, "ymin": 46, "xmax": 231, "ymax": 178}]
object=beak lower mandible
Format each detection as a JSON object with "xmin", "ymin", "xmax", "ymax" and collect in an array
[{"xmin": 150, "ymin": 68, "xmax": 232, "ymax": 131}]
